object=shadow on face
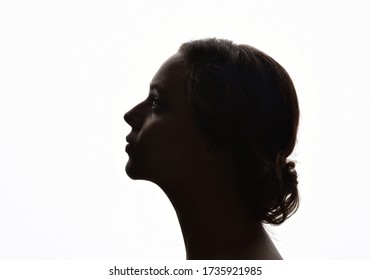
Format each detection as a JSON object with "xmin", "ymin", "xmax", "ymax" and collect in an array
[{"xmin": 124, "ymin": 52, "xmax": 210, "ymax": 185}]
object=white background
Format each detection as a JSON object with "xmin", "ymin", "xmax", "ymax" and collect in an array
[{"xmin": 0, "ymin": 0, "xmax": 369, "ymax": 260}]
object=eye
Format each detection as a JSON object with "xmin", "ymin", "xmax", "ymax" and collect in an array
[{"xmin": 151, "ymin": 96, "xmax": 162, "ymax": 111}]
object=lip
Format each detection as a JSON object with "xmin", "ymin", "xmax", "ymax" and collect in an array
[
  {"xmin": 125, "ymin": 143, "xmax": 135, "ymax": 154},
  {"xmin": 126, "ymin": 135, "xmax": 136, "ymax": 146},
  {"xmin": 125, "ymin": 135, "xmax": 136, "ymax": 154}
]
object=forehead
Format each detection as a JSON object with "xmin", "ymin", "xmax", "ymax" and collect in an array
[{"xmin": 150, "ymin": 52, "xmax": 188, "ymax": 94}]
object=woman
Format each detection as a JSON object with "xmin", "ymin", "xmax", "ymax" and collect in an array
[{"xmin": 124, "ymin": 38, "xmax": 299, "ymax": 260}]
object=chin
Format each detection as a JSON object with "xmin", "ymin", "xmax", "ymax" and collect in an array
[
  {"xmin": 125, "ymin": 161, "xmax": 140, "ymax": 180},
  {"xmin": 125, "ymin": 160, "xmax": 151, "ymax": 181},
  {"xmin": 125, "ymin": 158, "xmax": 170, "ymax": 184}
]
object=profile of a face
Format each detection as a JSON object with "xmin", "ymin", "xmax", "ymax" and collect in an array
[
  {"xmin": 124, "ymin": 53, "xmax": 209, "ymax": 185},
  {"xmin": 123, "ymin": 39, "xmax": 299, "ymax": 259}
]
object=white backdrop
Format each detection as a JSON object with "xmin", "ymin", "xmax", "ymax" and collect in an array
[{"xmin": 1, "ymin": 0, "xmax": 369, "ymax": 259}]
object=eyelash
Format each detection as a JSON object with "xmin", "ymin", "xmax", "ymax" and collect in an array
[{"xmin": 151, "ymin": 96, "xmax": 162, "ymax": 111}]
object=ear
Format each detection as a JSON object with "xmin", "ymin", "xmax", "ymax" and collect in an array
[{"xmin": 203, "ymin": 145, "xmax": 232, "ymax": 163}]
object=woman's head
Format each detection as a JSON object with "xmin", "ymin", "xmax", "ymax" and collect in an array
[{"xmin": 125, "ymin": 38, "xmax": 299, "ymax": 225}]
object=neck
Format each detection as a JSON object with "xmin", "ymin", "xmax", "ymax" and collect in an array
[{"xmin": 157, "ymin": 159, "xmax": 282, "ymax": 260}]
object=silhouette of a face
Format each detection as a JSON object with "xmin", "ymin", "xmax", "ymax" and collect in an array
[{"xmin": 124, "ymin": 52, "xmax": 209, "ymax": 184}]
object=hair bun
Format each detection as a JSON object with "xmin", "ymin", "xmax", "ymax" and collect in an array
[
  {"xmin": 282, "ymin": 160, "xmax": 298, "ymax": 188},
  {"xmin": 260, "ymin": 155, "xmax": 299, "ymax": 225}
]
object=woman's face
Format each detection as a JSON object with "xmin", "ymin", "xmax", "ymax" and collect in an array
[{"xmin": 124, "ymin": 52, "xmax": 209, "ymax": 184}]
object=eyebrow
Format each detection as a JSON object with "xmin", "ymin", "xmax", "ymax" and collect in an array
[{"xmin": 149, "ymin": 83, "xmax": 167, "ymax": 95}]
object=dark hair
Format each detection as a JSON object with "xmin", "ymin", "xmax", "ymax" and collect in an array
[{"xmin": 179, "ymin": 38, "xmax": 299, "ymax": 225}]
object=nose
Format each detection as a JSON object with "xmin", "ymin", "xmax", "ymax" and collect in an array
[{"xmin": 124, "ymin": 101, "xmax": 145, "ymax": 130}]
